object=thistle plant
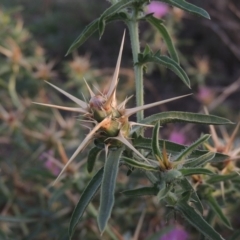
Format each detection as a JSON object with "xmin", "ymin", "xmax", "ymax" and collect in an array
[{"xmin": 33, "ymin": 0, "xmax": 237, "ymax": 239}]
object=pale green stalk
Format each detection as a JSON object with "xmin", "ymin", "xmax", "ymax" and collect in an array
[{"xmin": 127, "ymin": 9, "xmax": 144, "ymax": 127}]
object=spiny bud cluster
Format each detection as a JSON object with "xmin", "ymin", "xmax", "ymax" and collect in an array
[{"xmin": 33, "ymin": 32, "xmax": 188, "ymax": 183}]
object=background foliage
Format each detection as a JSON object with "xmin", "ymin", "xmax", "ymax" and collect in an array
[{"xmin": 0, "ymin": 0, "xmax": 240, "ymax": 239}]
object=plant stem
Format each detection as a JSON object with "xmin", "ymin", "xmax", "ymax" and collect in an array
[
  {"xmin": 8, "ymin": 64, "xmax": 23, "ymax": 110},
  {"xmin": 127, "ymin": 12, "xmax": 144, "ymax": 125}
]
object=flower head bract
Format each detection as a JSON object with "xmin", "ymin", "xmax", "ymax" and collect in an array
[{"xmin": 33, "ymin": 32, "xmax": 190, "ymax": 184}]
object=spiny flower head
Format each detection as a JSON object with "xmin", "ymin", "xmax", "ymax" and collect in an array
[{"xmin": 33, "ymin": 31, "xmax": 189, "ymax": 184}]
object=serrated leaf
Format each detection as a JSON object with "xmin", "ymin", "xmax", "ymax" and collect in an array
[
  {"xmin": 206, "ymin": 193, "xmax": 232, "ymax": 229},
  {"xmin": 179, "ymin": 178, "xmax": 203, "ymax": 214},
  {"xmin": 87, "ymin": 147, "xmax": 102, "ymax": 173},
  {"xmin": 151, "ymin": 121, "xmax": 163, "ymax": 160},
  {"xmin": 179, "ymin": 168, "xmax": 213, "ymax": 176},
  {"xmin": 122, "ymin": 186, "xmax": 159, "ymax": 197},
  {"xmin": 135, "ymin": 111, "xmax": 233, "ymax": 130},
  {"xmin": 146, "ymin": 15, "xmax": 179, "ymax": 63},
  {"xmin": 183, "ymin": 152, "xmax": 215, "ymax": 168},
  {"xmin": 158, "ymin": 0, "xmax": 210, "ymax": 19},
  {"xmin": 66, "ymin": 19, "xmax": 98, "ymax": 55},
  {"xmin": 121, "ymin": 157, "xmax": 159, "ymax": 171},
  {"xmin": 97, "ymin": 148, "xmax": 123, "ymax": 233},
  {"xmin": 98, "ymin": 0, "xmax": 137, "ymax": 37},
  {"xmin": 138, "ymin": 53, "xmax": 190, "ymax": 87},
  {"xmin": 132, "ymin": 135, "xmax": 228, "ymax": 163},
  {"xmin": 175, "ymin": 201, "xmax": 225, "ymax": 240},
  {"xmin": 68, "ymin": 167, "xmax": 104, "ymax": 239},
  {"xmin": 66, "ymin": 12, "xmax": 128, "ymax": 55},
  {"xmin": 174, "ymin": 134, "xmax": 210, "ymax": 162},
  {"xmin": 206, "ymin": 173, "xmax": 239, "ymax": 184}
]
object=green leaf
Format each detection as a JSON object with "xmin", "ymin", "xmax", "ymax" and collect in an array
[
  {"xmin": 135, "ymin": 111, "xmax": 233, "ymax": 129},
  {"xmin": 157, "ymin": 0, "xmax": 210, "ymax": 19},
  {"xmin": 87, "ymin": 147, "xmax": 102, "ymax": 173},
  {"xmin": 122, "ymin": 186, "xmax": 159, "ymax": 197},
  {"xmin": 179, "ymin": 178, "xmax": 203, "ymax": 214},
  {"xmin": 138, "ymin": 53, "xmax": 190, "ymax": 87},
  {"xmin": 121, "ymin": 157, "xmax": 159, "ymax": 171},
  {"xmin": 146, "ymin": 15, "xmax": 179, "ymax": 63},
  {"xmin": 66, "ymin": 19, "xmax": 98, "ymax": 55},
  {"xmin": 179, "ymin": 168, "xmax": 213, "ymax": 176},
  {"xmin": 163, "ymin": 169, "xmax": 182, "ymax": 183},
  {"xmin": 157, "ymin": 182, "xmax": 172, "ymax": 201},
  {"xmin": 174, "ymin": 134, "xmax": 210, "ymax": 162},
  {"xmin": 66, "ymin": 12, "xmax": 128, "ymax": 55},
  {"xmin": 132, "ymin": 135, "xmax": 228, "ymax": 163},
  {"xmin": 98, "ymin": 0, "xmax": 136, "ymax": 37},
  {"xmin": 175, "ymin": 201, "xmax": 225, "ymax": 240},
  {"xmin": 97, "ymin": 148, "xmax": 123, "ymax": 233},
  {"xmin": 206, "ymin": 173, "xmax": 239, "ymax": 184},
  {"xmin": 68, "ymin": 167, "xmax": 104, "ymax": 239},
  {"xmin": 183, "ymin": 152, "xmax": 215, "ymax": 168},
  {"xmin": 151, "ymin": 121, "xmax": 163, "ymax": 160},
  {"xmin": 206, "ymin": 193, "xmax": 232, "ymax": 229}
]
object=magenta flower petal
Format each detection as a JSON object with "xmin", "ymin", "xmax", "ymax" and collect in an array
[
  {"xmin": 147, "ymin": 1, "xmax": 169, "ymax": 18},
  {"xmin": 160, "ymin": 227, "xmax": 188, "ymax": 240},
  {"xmin": 169, "ymin": 131, "xmax": 186, "ymax": 144}
]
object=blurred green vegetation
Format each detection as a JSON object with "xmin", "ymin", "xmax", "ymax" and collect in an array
[{"xmin": 0, "ymin": 1, "xmax": 240, "ymax": 239}]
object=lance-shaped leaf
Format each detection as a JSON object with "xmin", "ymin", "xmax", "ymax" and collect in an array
[
  {"xmin": 175, "ymin": 201, "xmax": 225, "ymax": 240},
  {"xmin": 133, "ymin": 111, "xmax": 233, "ymax": 132},
  {"xmin": 53, "ymin": 117, "xmax": 113, "ymax": 185},
  {"xmin": 125, "ymin": 94, "xmax": 191, "ymax": 117},
  {"xmin": 174, "ymin": 134, "xmax": 210, "ymax": 162},
  {"xmin": 87, "ymin": 147, "xmax": 102, "ymax": 173},
  {"xmin": 183, "ymin": 152, "xmax": 215, "ymax": 168},
  {"xmin": 145, "ymin": 15, "xmax": 179, "ymax": 63},
  {"xmin": 122, "ymin": 186, "xmax": 159, "ymax": 197},
  {"xmin": 66, "ymin": 12, "xmax": 128, "ymax": 55},
  {"xmin": 206, "ymin": 173, "xmax": 239, "ymax": 184},
  {"xmin": 121, "ymin": 156, "xmax": 159, "ymax": 171},
  {"xmin": 179, "ymin": 168, "xmax": 214, "ymax": 176},
  {"xmin": 158, "ymin": 0, "xmax": 210, "ymax": 19},
  {"xmin": 98, "ymin": 148, "xmax": 123, "ymax": 233},
  {"xmin": 151, "ymin": 121, "xmax": 163, "ymax": 161},
  {"xmin": 137, "ymin": 52, "xmax": 190, "ymax": 87},
  {"xmin": 206, "ymin": 193, "xmax": 232, "ymax": 229},
  {"xmin": 98, "ymin": 0, "xmax": 137, "ymax": 37},
  {"xmin": 69, "ymin": 167, "xmax": 104, "ymax": 239},
  {"xmin": 179, "ymin": 178, "xmax": 203, "ymax": 214},
  {"xmin": 132, "ymin": 135, "xmax": 228, "ymax": 163}
]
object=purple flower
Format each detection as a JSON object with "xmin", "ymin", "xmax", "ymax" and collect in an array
[
  {"xmin": 146, "ymin": 1, "xmax": 169, "ymax": 18},
  {"xmin": 196, "ymin": 86, "xmax": 214, "ymax": 105},
  {"xmin": 39, "ymin": 150, "xmax": 61, "ymax": 176},
  {"xmin": 169, "ymin": 130, "xmax": 186, "ymax": 144},
  {"xmin": 160, "ymin": 227, "xmax": 188, "ymax": 240}
]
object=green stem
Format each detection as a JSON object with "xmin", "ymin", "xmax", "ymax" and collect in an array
[
  {"xmin": 127, "ymin": 13, "xmax": 144, "ymax": 124},
  {"xmin": 8, "ymin": 64, "xmax": 23, "ymax": 110}
]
